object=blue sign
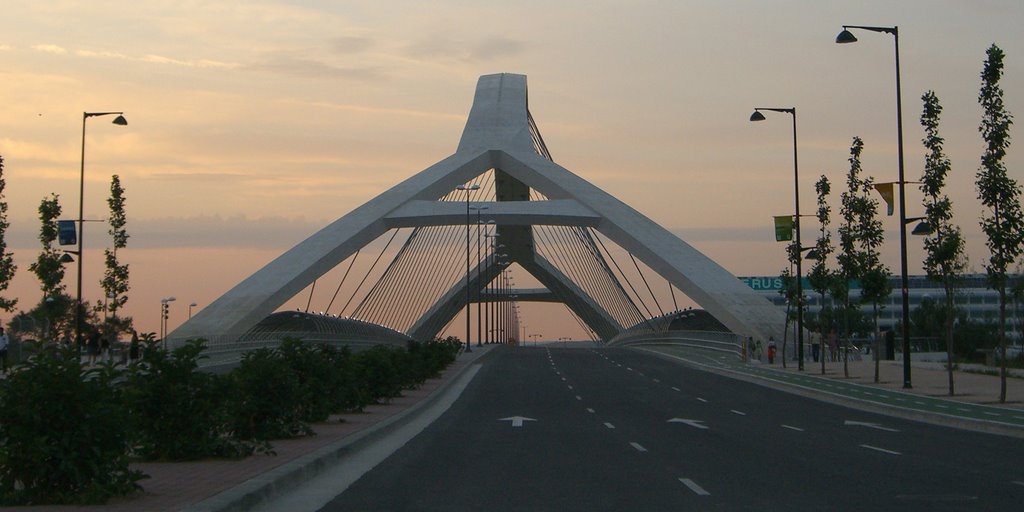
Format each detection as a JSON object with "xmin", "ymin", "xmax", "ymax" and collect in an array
[{"xmin": 58, "ymin": 220, "xmax": 77, "ymax": 246}]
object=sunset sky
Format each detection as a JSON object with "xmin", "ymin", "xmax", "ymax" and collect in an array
[{"xmin": 1, "ymin": 1, "xmax": 1022, "ymax": 340}]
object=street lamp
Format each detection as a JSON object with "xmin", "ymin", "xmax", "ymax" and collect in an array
[
  {"xmin": 188, "ymin": 302, "xmax": 198, "ymax": 319},
  {"xmin": 750, "ymin": 107, "xmax": 805, "ymax": 370},
  {"xmin": 160, "ymin": 297, "xmax": 176, "ymax": 348},
  {"xmin": 470, "ymin": 207, "xmax": 490, "ymax": 347},
  {"xmin": 836, "ymin": 24, "xmax": 913, "ymax": 388},
  {"xmin": 75, "ymin": 111, "xmax": 127, "ymax": 350},
  {"xmin": 456, "ymin": 183, "xmax": 480, "ymax": 352}
]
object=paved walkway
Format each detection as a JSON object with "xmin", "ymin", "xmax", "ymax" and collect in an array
[
  {"xmin": 9, "ymin": 344, "xmax": 495, "ymax": 512},
  {"xmin": 640, "ymin": 345, "xmax": 1024, "ymax": 433}
]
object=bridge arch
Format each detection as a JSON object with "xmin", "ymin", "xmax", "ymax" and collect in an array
[{"xmin": 169, "ymin": 73, "xmax": 785, "ymax": 350}]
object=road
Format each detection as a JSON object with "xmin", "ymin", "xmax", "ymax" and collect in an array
[{"xmin": 311, "ymin": 346, "xmax": 1024, "ymax": 511}]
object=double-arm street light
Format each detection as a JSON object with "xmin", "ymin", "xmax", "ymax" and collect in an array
[
  {"xmin": 750, "ymin": 107, "xmax": 805, "ymax": 370},
  {"xmin": 456, "ymin": 183, "xmax": 480, "ymax": 352},
  {"xmin": 75, "ymin": 111, "xmax": 127, "ymax": 349},
  {"xmin": 836, "ymin": 24, "xmax": 913, "ymax": 388}
]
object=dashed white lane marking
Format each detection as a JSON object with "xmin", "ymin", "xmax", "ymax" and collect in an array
[
  {"xmin": 653, "ymin": 378, "xmax": 660, "ymax": 383},
  {"xmin": 627, "ymin": 367, "xmax": 634, "ymax": 372},
  {"xmin": 731, "ymin": 410, "xmax": 747, "ymax": 416},
  {"xmin": 1012, "ymin": 481, "xmax": 1024, "ymax": 487},
  {"xmin": 679, "ymin": 478, "xmax": 711, "ymax": 496},
  {"xmin": 567, "ymin": 385, "xmax": 574, "ymax": 390},
  {"xmin": 586, "ymin": 408, "xmax": 596, "ymax": 413},
  {"xmin": 860, "ymin": 444, "xmax": 901, "ymax": 456},
  {"xmin": 936, "ymin": 404, "xmax": 948, "ymax": 409},
  {"xmin": 604, "ymin": 422, "xmax": 616, "ymax": 429},
  {"xmin": 984, "ymin": 412, "xmax": 1001, "ymax": 417},
  {"xmin": 575, "ymin": 395, "xmax": 582, "ymax": 401},
  {"xmin": 630, "ymin": 442, "xmax": 647, "ymax": 452},
  {"xmin": 561, "ymin": 377, "xmax": 567, "ymax": 381},
  {"xmin": 781, "ymin": 425, "xmax": 804, "ymax": 432},
  {"xmin": 671, "ymin": 387, "xmax": 681, "ymax": 392},
  {"xmin": 696, "ymin": 397, "xmax": 708, "ymax": 403}
]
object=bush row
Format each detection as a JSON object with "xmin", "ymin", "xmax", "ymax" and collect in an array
[{"xmin": 0, "ymin": 336, "xmax": 463, "ymax": 505}]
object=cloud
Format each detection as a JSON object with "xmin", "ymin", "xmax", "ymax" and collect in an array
[
  {"xmin": 402, "ymin": 34, "xmax": 527, "ymax": 62},
  {"xmin": 246, "ymin": 54, "xmax": 385, "ymax": 81},
  {"xmin": 331, "ymin": 35, "xmax": 375, "ymax": 54},
  {"xmin": 71, "ymin": 48, "xmax": 240, "ymax": 69},
  {"xmin": 31, "ymin": 43, "xmax": 67, "ymax": 54}
]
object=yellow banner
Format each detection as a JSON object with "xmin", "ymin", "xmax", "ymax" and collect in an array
[
  {"xmin": 874, "ymin": 182, "xmax": 895, "ymax": 216},
  {"xmin": 773, "ymin": 215, "xmax": 794, "ymax": 242}
]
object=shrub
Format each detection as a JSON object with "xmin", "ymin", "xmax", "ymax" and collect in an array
[
  {"xmin": 124, "ymin": 339, "xmax": 257, "ymax": 460},
  {"xmin": 0, "ymin": 345, "xmax": 144, "ymax": 505},
  {"xmin": 229, "ymin": 347, "xmax": 311, "ymax": 440}
]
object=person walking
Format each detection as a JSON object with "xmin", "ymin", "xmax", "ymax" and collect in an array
[{"xmin": 0, "ymin": 327, "xmax": 9, "ymax": 373}]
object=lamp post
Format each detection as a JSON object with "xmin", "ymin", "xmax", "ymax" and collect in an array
[
  {"xmin": 837, "ymin": 24, "xmax": 913, "ymax": 388},
  {"xmin": 750, "ymin": 107, "xmax": 805, "ymax": 370},
  {"xmin": 456, "ymin": 183, "xmax": 480, "ymax": 352},
  {"xmin": 188, "ymin": 302, "xmax": 198, "ymax": 319},
  {"xmin": 470, "ymin": 206, "xmax": 489, "ymax": 347},
  {"xmin": 75, "ymin": 111, "xmax": 127, "ymax": 349},
  {"xmin": 160, "ymin": 297, "xmax": 175, "ymax": 349}
]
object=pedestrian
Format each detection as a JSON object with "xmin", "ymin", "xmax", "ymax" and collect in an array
[
  {"xmin": 811, "ymin": 331, "xmax": 820, "ymax": 362},
  {"xmin": 755, "ymin": 339, "xmax": 763, "ymax": 361},
  {"xmin": 101, "ymin": 333, "xmax": 110, "ymax": 362},
  {"xmin": 0, "ymin": 327, "xmax": 9, "ymax": 373},
  {"xmin": 129, "ymin": 329, "xmax": 140, "ymax": 362},
  {"xmin": 87, "ymin": 329, "xmax": 100, "ymax": 365},
  {"xmin": 767, "ymin": 336, "xmax": 777, "ymax": 364},
  {"xmin": 828, "ymin": 328, "xmax": 838, "ymax": 362}
]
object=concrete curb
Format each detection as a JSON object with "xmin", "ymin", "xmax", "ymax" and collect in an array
[
  {"xmin": 182, "ymin": 346, "xmax": 498, "ymax": 512},
  {"xmin": 633, "ymin": 346, "xmax": 1024, "ymax": 439}
]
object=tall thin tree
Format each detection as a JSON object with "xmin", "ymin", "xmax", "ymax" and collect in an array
[
  {"xmin": 0, "ymin": 156, "xmax": 16, "ymax": 312},
  {"xmin": 28, "ymin": 194, "xmax": 65, "ymax": 299},
  {"xmin": 101, "ymin": 175, "xmax": 131, "ymax": 334},
  {"xmin": 836, "ymin": 137, "xmax": 868, "ymax": 378},
  {"xmin": 809, "ymin": 174, "xmax": 833, "ymax": 375},
  {"xmin": 976, "ymin": 44, "xmax": 1022, "ymax": 403},
  {"xmin": 920, "ymin": 90, "xmax": 968, "ymax": 396},
  {"xmin": 854, "ymin": 171, "xmax": 890, "ymax": 384}
]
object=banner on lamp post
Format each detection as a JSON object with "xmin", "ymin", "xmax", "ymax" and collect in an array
[
  {"xmin": 874, "ymin": 182, "xmax": 895, "ymax": 216},
  {"xmin": 773, "ymin": 215, "xmax": 794, "ymax": 242}
]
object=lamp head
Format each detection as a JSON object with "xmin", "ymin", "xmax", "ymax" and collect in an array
[
  {"xmin": 749, "ymin": 110, "xmax": 766, "ymax": 122},
  {"xmin": 911, "ymin": 221, "xmax": 934, "ymax": 236},
  {"xmin": 111, "ymin": 115, "xmax": 128, "ymax": 126},
  {"xmin": 59, "ymin": 253, "xmax": 75, "ymax": 263},
  {"xmin": 836, "ymin": 28, "xmax": 858, "ymax": 44}
]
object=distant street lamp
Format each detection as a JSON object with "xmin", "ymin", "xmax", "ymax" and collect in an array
[
  {"xmin": 75, "ymin": 111, "xmax": 127, "ymax": 349},
  {"xmin": 456, "ymin": 183, "xmax": 480, "ymax": 352},
  {"xmin": 750, "ymin": 106, "xmax": 805, "ymax": 370},
  {"xmin": 836, "ymin": 24, "xmax": 914, "ymax": 388},
  {"xmin": 470, "ymin": 206, "xmax": 490, "ymax": 347},
  {"xmin": 188, "ymin": 302, "xmax": 198, "ymax": 319},
  {"xmin": 160, "ymin": 297, "xmax": 176, "ymax": 348}
]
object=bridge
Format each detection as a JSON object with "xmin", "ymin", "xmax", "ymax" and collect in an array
[{"xmin": 168, "ymin": 73, "xmax": 786, "ymax": 360}]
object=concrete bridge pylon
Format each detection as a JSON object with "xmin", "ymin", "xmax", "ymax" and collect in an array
[{"xmin": 169, "ymin": 73, "xmax": 786, "ymax": 348}]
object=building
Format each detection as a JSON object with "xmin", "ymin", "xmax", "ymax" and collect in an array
[{"xmin": 739, "ymin": 274, "xmax": 1023, "ymax": 337}]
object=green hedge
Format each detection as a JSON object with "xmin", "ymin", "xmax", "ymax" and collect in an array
[
  {"xmin": 0, "ymin": 336, "xmax": 463, "ymax": 505},
  {"xmin": 0, "ymin": 345, "xmax": 144, "ymax": 505}
]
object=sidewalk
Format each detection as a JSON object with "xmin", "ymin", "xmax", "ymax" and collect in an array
[
  {"xmin": 639, "ymin": 345, "xmax": 1024, "ymax": 435},
  {"xmin": 12, "ymin": 344, "xmax": 496, "ymax": 512}
]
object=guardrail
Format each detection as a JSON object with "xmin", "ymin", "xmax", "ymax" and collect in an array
[{"xmin": 607, "ymin": 330, "xmax": 744, "ymax": 359}]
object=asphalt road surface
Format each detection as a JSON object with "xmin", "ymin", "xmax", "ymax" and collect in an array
[{"xmin": 317, "ymin": 346, "xmax": 1024, "ymax": 511}]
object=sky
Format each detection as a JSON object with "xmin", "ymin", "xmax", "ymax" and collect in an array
[{"xmin": 1, "ymin": 0, "xmax": 1023, "ymax": 341}]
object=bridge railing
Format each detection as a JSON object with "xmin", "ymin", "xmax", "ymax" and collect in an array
[{"xmin": 607, "ymin": 330, "xmax": 744, "ymax": 359}]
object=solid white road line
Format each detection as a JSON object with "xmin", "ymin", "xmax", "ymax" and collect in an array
[
  {"xmin": 671, "ymin": 387, "xmax": 681, "ymax": 392},
  {"xmin": 630, "ymin": 442, "xmax": 647, "ymax": 452},
  {"xmin": 679, "ymin": 478, "xmax": 710, "ymax": 496},
  {"xmin": 860, "ymin": 444, "xmax": 901, "ymax": 456},
  {"xmin": 730, "ymin": 410, "xmax": 747, "ymax": 416},
  {"xmin": 781, "ymin": 425, "xmax": 804, "ymax": 432},
  {"xmin": 696, "ymin": 397, "xmax": 708, "ymax": 403}
]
